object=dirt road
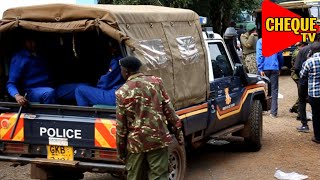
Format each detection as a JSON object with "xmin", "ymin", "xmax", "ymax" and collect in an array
[{"xmin": 0, "ymin": 75, "xmax": 319, "ymax": 180}]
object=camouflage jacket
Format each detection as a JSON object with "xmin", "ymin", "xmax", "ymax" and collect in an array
[
  {"xmin": 240, "ymin": 32, "xmax": 258, "ymax": 55},
  {"xmin": 115, "ymin": 73, "xmax": 181, "ymax": 156}
]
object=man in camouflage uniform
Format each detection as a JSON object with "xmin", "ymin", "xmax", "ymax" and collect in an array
[
  {"xmin": 115, "ymin": 56, "xmax": 183, "ymax": 180},
  {"xmin": 290, "ymin": 42, "xmax": 307, "ymax": 115},
  {"xmin": 240, "ymin": 23, "xmax": 258, "ymax": 74}
]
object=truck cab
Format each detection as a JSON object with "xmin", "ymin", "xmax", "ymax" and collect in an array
[{"xmin": 198, "ymin": 26, "xmax": 270, "ymax": 142}]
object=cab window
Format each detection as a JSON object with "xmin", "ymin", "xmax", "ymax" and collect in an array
[{"xmin": 208, "ymin": 42, "xmax": 233, "ymax": 79}]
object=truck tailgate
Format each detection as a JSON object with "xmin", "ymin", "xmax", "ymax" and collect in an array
[{"xmin": 0, "ymin": 113, "xmax": 117, "ymax": 149}]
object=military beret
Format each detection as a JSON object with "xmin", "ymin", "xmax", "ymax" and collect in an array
[
  {"xmin": 119, "ymin": 56, "xmax": 142, "ymax": 72},
  {"xmin": 246, "ymin": 23, "xmax": 256, "ymax": 32}
]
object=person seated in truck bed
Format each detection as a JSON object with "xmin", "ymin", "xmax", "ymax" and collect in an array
[
  {"xmin": 74, "ymin": 46, "xmax": 125, "ymax": 106},
  {"xmin": 7, "ymin": 35, "xmax": 82, "ymax": 106}
]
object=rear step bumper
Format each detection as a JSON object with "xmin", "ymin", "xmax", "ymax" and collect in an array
[{"xmin": 0, "ymin": 155, "xmax": 126, "ymax": 172}]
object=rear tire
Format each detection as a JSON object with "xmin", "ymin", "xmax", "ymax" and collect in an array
[
  {"xmin": 168, "ymin": 137, "xmax": 186, "ymax": 180},
  {"xmin": 239, "ymin": 99, "xmax": 263, "ymax": 151}
]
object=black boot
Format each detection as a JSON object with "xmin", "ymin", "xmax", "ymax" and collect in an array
[{"xmin": 289, "ymin": 107, "xmax": 298, "ymax": 113}]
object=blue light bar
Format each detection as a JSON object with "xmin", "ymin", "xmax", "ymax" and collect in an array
[{"xmin": 200, "ymin": 16, "xmax": 207, "ymax": 25}]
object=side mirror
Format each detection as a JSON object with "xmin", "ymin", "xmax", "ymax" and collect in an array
[
  {"xmin": 234, "ymin": 63, "xmax": 245, "ymax": 76},
  {"xmin": 234, "ymin": 63, "xmax": 248, "ymax": 85}
]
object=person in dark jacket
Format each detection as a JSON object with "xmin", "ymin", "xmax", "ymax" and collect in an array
[
  {"xmin": 289, "ymin": 42, "xmax": 308, "ymax": 116},
  {"xmin": 300, "ymin": 43, "xmax": 320, "ymax": 143},
  {"xmin": 75, "ymin": 55, "xmax": 125, "ymax": 106},
  {"xmin": 294, "ymin": 34, "xmax": 320, "ymax": 132}
]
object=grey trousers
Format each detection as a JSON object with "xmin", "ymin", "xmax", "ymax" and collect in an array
[{"xmin": 264, "ymin": 70, "xmax": 279, "ymax": 116}]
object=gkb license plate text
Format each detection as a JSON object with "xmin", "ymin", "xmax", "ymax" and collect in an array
[{"xmin": 47, "ymin": 145, "xmax": 73, "ymax": 161}]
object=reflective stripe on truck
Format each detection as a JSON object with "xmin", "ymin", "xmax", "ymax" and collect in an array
[
  {"xmin": 0, "ymin": 113, "xmax": 24, "ymax": 142},
  {"xmin": 94, "ymin": 118, "xmax": 117, "ymax": 149}
]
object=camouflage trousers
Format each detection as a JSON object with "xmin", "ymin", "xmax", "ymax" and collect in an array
[
  {"xmin": 243, "ymin": 53, "xmax": 258, "ymax": 74},
  {"xmin": 126, "ymin": 147, "xmax": 168, "ymax": 180}
]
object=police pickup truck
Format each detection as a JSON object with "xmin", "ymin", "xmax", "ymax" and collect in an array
[{"xmin": 0, "ymin": 4, "xmax": 270, "ymax": 180}]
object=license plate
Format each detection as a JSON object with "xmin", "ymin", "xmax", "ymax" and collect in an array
[
  {"xmin": 282, "ymin": 51, "xmax": 290, "ymax": 56},
  {"xmin": 47, "ymin": 145, "xmax": 74, "ymax": 161}
]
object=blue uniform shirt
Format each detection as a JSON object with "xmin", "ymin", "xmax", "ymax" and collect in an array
[
  {"xmin": 7, "ymin": 50, "xmax": 53, "ymax": 97},
  {"xmin": 97, "ymin": 56, "xmax": 125, "ymax": 90},
  {"xmin": 256, "ymin": 38, "xmax": 284, "ymax": 73}
]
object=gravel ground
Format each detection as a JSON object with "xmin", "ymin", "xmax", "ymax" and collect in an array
[{"xmin": 0, "ymin": 75, "xmax": 320, "ymax": 180}]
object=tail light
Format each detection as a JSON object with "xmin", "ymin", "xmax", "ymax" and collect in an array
[
  {"xmin": 93, "ymin": 149, "xmax": 118, "ymax": 161},
  {"xmin": 4, "ymin": 143, "xmax": 29, "ymax": 154}
]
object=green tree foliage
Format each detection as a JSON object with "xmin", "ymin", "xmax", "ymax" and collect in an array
[{"xmin": 190, "ymin": 0, "xmax": 261, "ymax": 34}]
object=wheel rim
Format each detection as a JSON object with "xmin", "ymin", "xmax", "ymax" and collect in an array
[{"xmin": 169, "ymin": 150, "xmax": 181, "ymax": 180}]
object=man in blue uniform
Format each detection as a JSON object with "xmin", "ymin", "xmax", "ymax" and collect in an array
[
  {"xmin": 7, "ymin": 35, "xmax": 82, "ymax": 106},
  {"xmin": 75, "ymin": 55, "xmax": 125, "ymax": 106},
  {"xmin": 7, "ymin": 36, "xmax": 56, "ymax": 105}
]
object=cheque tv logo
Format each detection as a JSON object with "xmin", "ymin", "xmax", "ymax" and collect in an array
[{"xmin": 262, "ymin": 0, "xmax": 320, "ymax": 56}]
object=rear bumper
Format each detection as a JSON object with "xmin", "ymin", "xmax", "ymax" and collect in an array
[{"xmin": 0, "ymin": 155, "xmax": 126, "ymax": 172}]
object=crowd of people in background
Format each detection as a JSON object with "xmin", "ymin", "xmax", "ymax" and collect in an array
[{"xmin": 235, "ymin": 22, "xmax": 320, "ymax": 144}]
